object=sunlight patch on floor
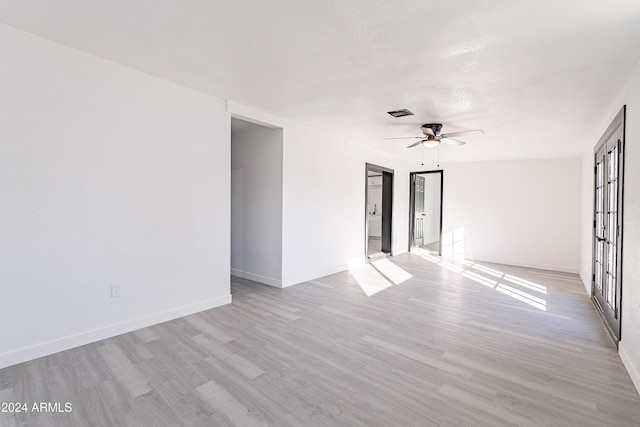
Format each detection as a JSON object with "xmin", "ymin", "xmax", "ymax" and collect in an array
[
  {"xmin": 349, "ymin": 259, "xmax": 413, "ymax": 297},
  {"xmin": 349, "ymin": 263, "xmax": 392, "ymax": 297},
  {"xmin": 496, "ymin": 283, "xmax": 546, "ymax": 311},
  {"xmin": 414, "ymin": 252, "xmax": 548, "ymax": 311},
  {"xmin": 504, "ymin": 274, "xmax": 547, "ymax": 294},
  {"xmin": 371, "ymin": 258, "xmax": 413, "ymax": 285},
  {"xmin": 462, "ymin": 270, "xmax": 498, "ymax": 288}
]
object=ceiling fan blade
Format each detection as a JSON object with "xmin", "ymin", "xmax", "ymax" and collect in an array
[
  {"xmin": 440, "ymin": 129, "xmax": 484, "ymax": 138},
  {"xmin": 406, "ymin": 140, "xmax": 424, "ymax": 148},
  {"xmin": 422, "ymin": 127, "xmax": 435, "ymax": 136},
  {"xmin": 383, "ymin": 136, "xmax": 424, "ymax": 140},
  {"xmin": 441, "ymin": 138, "xmax": 467, "ymax": 146}
]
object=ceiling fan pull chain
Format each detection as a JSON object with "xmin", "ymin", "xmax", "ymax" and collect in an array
[
  {"xmin": 437, "ymin": 143, "xmax": 440, "ymax": 168},
  {"xmin": 421, "ymin": 143, "xmax": 424, "ymax": 166}
]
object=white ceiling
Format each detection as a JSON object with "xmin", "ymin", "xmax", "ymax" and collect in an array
[{"xmin": 3, "ymin": 1, "xmax": 640, "ymax": 163}]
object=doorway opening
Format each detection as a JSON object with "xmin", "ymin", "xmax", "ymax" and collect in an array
[
  {"xmin": 592, "ymin": 106, "xmax": 625, "ymax": 345},
  {"xmin": 409, "ymin": 170, "xmax": 443, "ymax": 256},
  {"xmin": 230, "ymin": 117, "xmax": 283, "ymax": 289},
  {"xmin": 365, "ymin": 163, "xmax": 394, "ymax": 260}
]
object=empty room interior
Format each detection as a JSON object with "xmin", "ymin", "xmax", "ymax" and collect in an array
[{"xmin": 2, "ymin": 2, "xmax": 640, "ymax": 426}]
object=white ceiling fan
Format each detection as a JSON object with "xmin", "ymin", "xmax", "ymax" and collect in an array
[{"xmin": 384, "ymin": 123, "xmax": 484, "ymax": 148}]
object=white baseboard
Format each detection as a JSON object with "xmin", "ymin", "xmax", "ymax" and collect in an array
[
  {"xmin": 0, "ymin": 294, "xmax": 232, "ymax": 370},
  {"xmin": 282, "ymin": 263, "xmax": 350, "ymax": 288},
  {"xmin": 619, "ymin": 341, "xmax": 640, "ymax": 395},
  {"xmin": 231, "ymin": 268, "xmax": 282, "ymax": 288},
  {"xmin": 579, "ymin": 269, "xmax": 592, "ymax": 294},
  {"xmin": 472, "ymin": 257, "xmax": 579, "ymax": 275}
]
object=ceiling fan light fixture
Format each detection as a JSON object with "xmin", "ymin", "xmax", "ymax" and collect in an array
[
  {"xmin": 387, "ymin": 123, "xmax": 483, "ymax": 150},
  {"xmin": 422, "ymin": 138, "xmax": 439, "ymax": 148}
]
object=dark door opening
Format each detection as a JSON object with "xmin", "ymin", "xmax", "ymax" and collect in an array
[
  {"xmin": 409, "ymin": 170, "xmax": 443, "ymax": 256},
  {"xmin": 366, "ymin": 163, "xmax": 394, "ymax": 259}
]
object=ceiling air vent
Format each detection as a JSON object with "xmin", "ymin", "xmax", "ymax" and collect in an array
[{"xmin": 387, "ymin": 109, "xmax": 414, "ymax": 118}]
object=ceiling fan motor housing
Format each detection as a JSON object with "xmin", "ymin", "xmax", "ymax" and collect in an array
[{"xmin": 421, "ymin": 123, "xmax": 443, "ymax": 134}]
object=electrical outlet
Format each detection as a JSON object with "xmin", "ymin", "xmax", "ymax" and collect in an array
[{"xmin": 111, "ymin": 284, "xmax": 121, "ymax": 298}]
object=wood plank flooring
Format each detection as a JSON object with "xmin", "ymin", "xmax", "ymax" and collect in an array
[{"xmin": 1, "ymin": 253, "xmax": 639, "ymax": 426}]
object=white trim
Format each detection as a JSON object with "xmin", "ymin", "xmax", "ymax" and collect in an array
[
  {"xmin": 283, "ymin": 263, "xmax": 350, "ymax": 288},
  {"xmin": 0, "ymin": 294, "xmax": 231, "ymax": 369},
  {"xmin": 280, "ymin": 251, "xmax": 410, "ymax": 288},
  {"xmin": 472, "ymin": 257, "xmax": 579, "ymax": 274},
  {"xmin": 578, "ymin": 270, "xmax": 591, "ymax": 294},
  {"xmin": 619, "ymin": 341, "xmax": 640, "ymax": 395},
  {"xmin": 231, "ymin": 268, "xmax": 282, "ymax": 288},
  {"xmin": 227, "ymin": 101, "xmax": 286, "ymax": 129}
]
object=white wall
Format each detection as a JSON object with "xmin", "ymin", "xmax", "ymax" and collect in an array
[
  {"xmin": 579, "ymin": 152, "xmax": 594, "ymax": 291},
  {"xmin": 435, "ymin": 158, "xmax": 581, "ymax": 273},
  {"xmin": 0, "ymin": 25, "xmax": 231, "ymax": 369},
  {"xmin": 228, "ymin": 104, "xmax": 410, "ymax": 288},
  {"xmin": 231, "ymin": 122, "xmax": 283, "ymax": 287},
  {"xmin": 282, "ymin": 129, "xmax": 410, "ymax": 286},
  {"xmin": 580, "ymin": 61, "xmax": 640, "ymax": 392}
]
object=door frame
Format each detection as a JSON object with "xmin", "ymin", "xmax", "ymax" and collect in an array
[
  {"xmin": 408, "ymin": 170, "xmax": 444, "ymax": 255},
  {"xmin": 591, "ymin": 105, "xmax": 625, "ymax": 345},
  {"xmin": 365, "ymin": 163, "xmax": 394, "ymax": 259}
]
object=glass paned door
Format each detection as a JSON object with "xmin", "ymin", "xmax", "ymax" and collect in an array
[
  {"xmin": 592, "ymin": 106, "xmax": 625, "ymax": 343},
  {"xmin": 414, "ymin": 175, "xmax": 425, "ymax": 247},
  {"xmin": 594, "ymin": 154, "xmax": 605, "ymax": 295},
  {"xmin": 606, "ymin": 145, "xmax": 619, "ymax": 307}
]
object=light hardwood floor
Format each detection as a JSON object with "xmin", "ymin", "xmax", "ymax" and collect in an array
[{"xmin": 1, "ymin": 253, "xmax": 639, "ymax": 426}]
